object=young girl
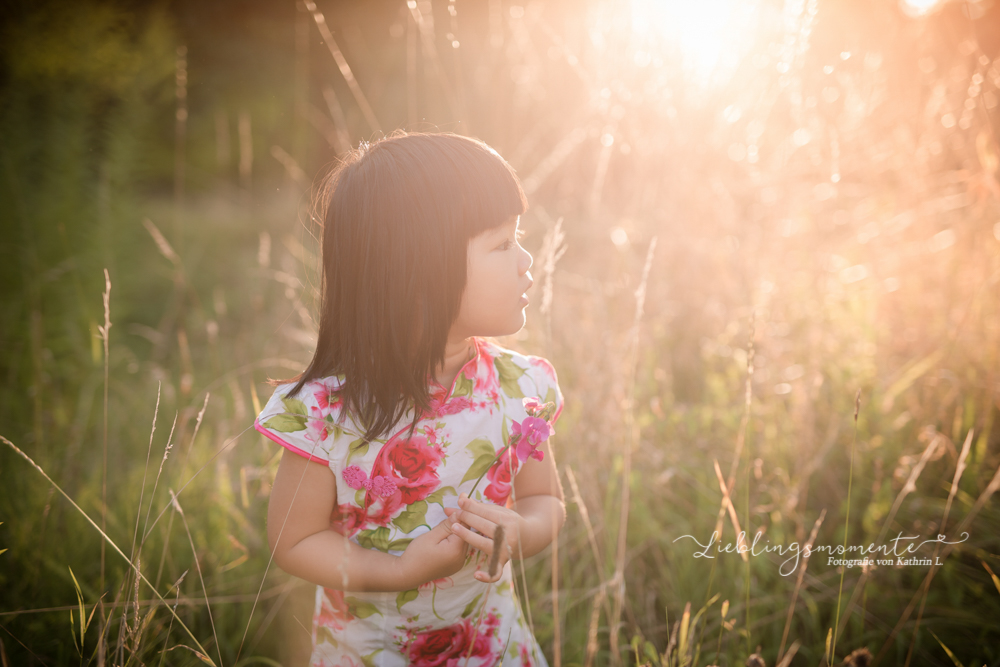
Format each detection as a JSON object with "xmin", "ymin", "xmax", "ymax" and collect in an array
[{"xmin": 255, "ymin": 132, "xmax": 565, "ymax": 666}]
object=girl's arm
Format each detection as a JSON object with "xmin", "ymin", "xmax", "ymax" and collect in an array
[
  {"xmin": 450, "ymin": 438, "xmax": 565, "ymax": 582},
  {"xmin": 267, "ymin": 449, "xmax": 468, "ymax": 592}
]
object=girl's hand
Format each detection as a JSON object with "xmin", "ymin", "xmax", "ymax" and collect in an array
[
  {"xmin": 397, "ymin": 515, "xmax": 468, "ymax": 589},
  {"xmin": 449, "ymin": 493, "xmax": 525, "ymax": 583}
]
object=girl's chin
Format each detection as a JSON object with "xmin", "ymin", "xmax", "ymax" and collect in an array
[{"xmin": 490, "ymin": 318, "xmax": 526, "ymax": 339}]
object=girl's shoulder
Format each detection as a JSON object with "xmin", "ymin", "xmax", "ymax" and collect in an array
[
  {"xmin": 475, "ymin": 338, "xmax": 564, "ymax": 419},
  {"xmin": 254, "ymin": 374, "xmax": 358, "ymax": 464}
]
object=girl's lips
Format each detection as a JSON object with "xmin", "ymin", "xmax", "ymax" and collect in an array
[{"xmin": 519, "ymin": 294, "xmax": 529, "ymax": 306}]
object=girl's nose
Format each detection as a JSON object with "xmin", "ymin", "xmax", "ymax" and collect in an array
[{"xmin": 518, "ymin": 245, "xmax": 533, "ymax": 275}]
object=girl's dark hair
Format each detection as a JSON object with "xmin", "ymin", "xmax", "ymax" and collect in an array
[{"xmin": 287, "ymin": 131, "xmax": 528, "ymax": 441}]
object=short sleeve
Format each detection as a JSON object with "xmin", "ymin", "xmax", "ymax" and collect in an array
[
  {"xmin": 254, "ymin": 379, "xmax": 345, "ymax": 464},
  {"xmin": 526, "ymin": 356, "xmax": 565, "ymax": 424}
]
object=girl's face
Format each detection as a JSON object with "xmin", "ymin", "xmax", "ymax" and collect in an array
[{"xmin": 451, "ymin": 215, "xmax": 533, "ymax": 340}]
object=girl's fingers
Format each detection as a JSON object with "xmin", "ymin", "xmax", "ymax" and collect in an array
[
  {"xmin": 474, "ymin": 569, "xmax": 502, "ymax": 583},
  {"xmin": 451, "ymin": 523, "xmax": 495, "ymax": 553},
  {"xmin": 458, "ymin": 495, "xmax": 507, "ymax": 523},
  {"xmin": 454, "ymin": 509, "xmax": 497, "ymax": 536}
]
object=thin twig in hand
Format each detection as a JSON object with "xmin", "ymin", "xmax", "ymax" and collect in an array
[{"xmin": 488, "ymin": 525, "xmax": 506, "ymax": 579}]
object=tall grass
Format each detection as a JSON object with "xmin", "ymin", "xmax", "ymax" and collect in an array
[{"xmin": 3, "ymin": 0, "xmax": 1000, "ymax": 665}]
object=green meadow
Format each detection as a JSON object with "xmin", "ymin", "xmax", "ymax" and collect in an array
[{"xmin": 2, "ymin": 0, "xmax": 999, "ymax": 665}]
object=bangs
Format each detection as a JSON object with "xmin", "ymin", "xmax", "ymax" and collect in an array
[
  {"xmin": 362, "ymin": 131, "xmax": 528, "ymax": 241},
  {"xmin": 447, "ymin": 140, "xmax": 529, "ymax": 239}
]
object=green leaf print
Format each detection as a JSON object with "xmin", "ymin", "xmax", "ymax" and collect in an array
[
  {"xmin": 396, "ymin": 588, "xmax": 419, "ymax": 613},
  {"xmin": 262, "ymin": 396, "xmax": 309, "ymax": 432},
  {"xmin": 356, "ymin": 526, "xmax": 391, "ymax": 552},
  {"xmin": 545, "ymin": 386, "xmax": 557, "ymax": 407},
  {"xmin": 387, "ymin": 538, "xmax": 413, "ymax": 552},
  {"xmin": 261, "ymin": 413, "xmax": 306, "ymax": 432},
  {"xmin": 452, "ymin": 371, "xmax": 475, "ymax": 398},
  {"xmin": 360, "ymin": 651, "xmax": 382, "ymax": 667},
  {"xmin": 494, "ymin": 354, "xmax": 527, "ymax": 399},
  {"xmin": 354, "ymin": 488, "xmax": 366, "ymax": 506},
  {"xmin": 425, "ymin": 486, "xmax": 456, "ymax": 506},
  {"xmin": 344, "ymin": 597, "xmax": 382, "ymax": 619},
  {"xmin": 316, "ymin": 626, "xmax": 340, "ymax": 648},
  {"xmin": 461, "ymin": 438, "xmax": 498, "ymax": 486},
  {"xmin": 393, "ymin": 500, "xmax": 428, "ymax": 533},
  {"xmin": 461, "ymin": 592, "xmax": 483, "ymax": 619},
  {"xmin": 346, "ymin": 437, "xmax": 369, "ymax": 464},
  {"xmin": 283, "ymin": 396, "xmax": 308, "ymax": 416}
]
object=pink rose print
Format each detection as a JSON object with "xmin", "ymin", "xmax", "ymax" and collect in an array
[
  {"xmin": 372, "ymin": 430, "xmax": 445, "ymax": 505},
  {"xmin": 404, "ymin": 613, "xmax": 500, "ymax": 667},
  {"xmin": 424, "ymin": 385, "xmax": 474, "ymax": 419},
  {"xmin": 330, "ymin": 503, "xmax": 367, "ymax": 536},
  {"xmin": 484, "ymin": 447, "xmax": 519, "ymax": 505},
  {"xmin": 315, "ymin": 588, "xmax": 354, "ymax": 632}
]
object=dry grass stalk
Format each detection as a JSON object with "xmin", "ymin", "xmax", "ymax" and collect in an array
[
  {"xmin": 713, "ymin": 313, "xmax": 755, "ymax": 549},
  {"xmin": 143, "ymin": 219, "xmax": 181, "ymax": 267},
  {"xmin": 777, "ymin": 509, "xmax": 826, "ymax": 660},
  {"xmin": 142, "ymin": 408, "xmax": 186, "ymax": 547},
  {"xmin": 875, "ymin": 446, "xmax": 1000, "ymax": 664},
  {"xmin": 903, "ymin": 429, "xmax": 974, "ymax": 667},
  {"xmin": 584, "ymin": 586, "xmax": 606, "ymax": 667},
  {"xmin": 99, "ymin": 269, "xmax": 112, "ymax": 595},
  {"xmin": 565, "ymin": 465, "xmax": 605, "ymax": 577},
  {"xmin": 775, "ymin": 640, "xmax": 800, "ymax": 667},
  {"xmin": 170, "ymin": 490, "xmax": 222, "ymax": 667},
  {"xmin": 130, "ymin": 383, "xmax": 162, "ymax": 574},
  {"xmin": 832, "ymin": 391, "xmax": 862, "ymax": 660},
  {"xmin": 321, "ymin": 86, "xmax": 353, "ymax": 156},
  {"xmin": 0, "ymin": 435, "xmax": 214, "ymax": 660},
  {"xmin": 270, "ymin": 145, "xmax": 307, "ymax": 184},
  {"xmin": 405, "ymin": 1, "xmax": 458, "ymax": 120},
  {"xmin": 302, "ymin": 0, "xmax": 381, "ymax": 133},
  {"xmin": 712, "ymin": 458, "xmax": 748, "ymax": 563},
  {"xmin": 609, "ymin": 237, "xmax": 657, "ymax": 665},
  {"xmin": 874, "ymin": 433, "xmax": 940, "ymax": 548},
  {"xmin": 488, "ymin": 524, "xmax": 506, "ymax": 578}
]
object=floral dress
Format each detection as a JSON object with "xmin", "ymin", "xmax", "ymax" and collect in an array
[{"xmin": 255, "ymin": 337, "xmax": 563, "ymax": 667}]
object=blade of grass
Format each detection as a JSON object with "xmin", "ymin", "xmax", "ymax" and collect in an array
[
  {"xmin": 928, "ymin": 630, "xmax": 965, "ymax": 667},
  {"xmin": 777, "ymin": 509, "xmax": 826, "ymax": 661},
  {"xmin": 302, "ymin": 0, "xmax": 381, "ymax": 133},
  {"xmin": 903, "ymin": 429, "xmax": 974, "ymax": 667},
  {"xmin": 609, "ymin": 237, "xmax": 656, "ymax": 665},
  {"xmin": 170, "ymin": 491, "xmax": 223, "ymax": 667},
  {"xmin": 831, "ymin": 391, "xmax": 861, "ymax": 661},
  {"xmin": 99, "ymin": 269, "xmax": 111, "ymax": 596},
  {"xmin": 0, "ymin": 435, "xmax": 216, "ymax": 665},
  {"xmin": 874, "ymin": 455, "xmax": 1000, "ymax": 665}
]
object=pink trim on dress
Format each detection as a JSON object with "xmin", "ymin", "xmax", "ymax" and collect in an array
[{"xmin": 254, "ymin": 419, "xmax": 329, "ymax": 463}]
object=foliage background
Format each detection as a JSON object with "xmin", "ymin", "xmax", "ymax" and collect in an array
[{"xmin": 1, "ymin": 0, "xmax": 1000, "ymax": 665}]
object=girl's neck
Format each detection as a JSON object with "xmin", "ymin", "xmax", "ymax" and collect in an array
[{"xmin": 435, "ymin": 337, "xmax": 476, "ymax": 389}]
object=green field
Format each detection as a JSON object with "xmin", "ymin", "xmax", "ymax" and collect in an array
[{"xmin": 2, "ymin": 1, "xmax": 1000, "ymax": 665}]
